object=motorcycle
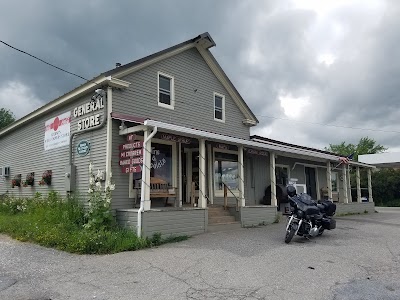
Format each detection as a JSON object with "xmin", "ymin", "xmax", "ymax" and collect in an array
[{"xmin": 284, "ymin": 185, "xmax": 336, "ymax": 244}]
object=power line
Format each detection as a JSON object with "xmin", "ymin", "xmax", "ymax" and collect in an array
[
  {"xmin": 0, "ymin": 40, "xmax": 89, "ymax": 81},
  {"xmin": 255, "ymin": 114, "xmax": 400, "ymax": 134}
]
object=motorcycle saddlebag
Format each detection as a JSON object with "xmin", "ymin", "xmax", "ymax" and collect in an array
[
  {"xmin": 320, "ymin": 200, "xmax": 336, "ymax": 216},
  {"xmin": 322, "ymin": 218, "xmax": 336, "ymax": 230}
]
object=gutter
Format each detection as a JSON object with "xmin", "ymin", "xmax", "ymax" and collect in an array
[{"xmin": 137, "ymin": 122, "xmax": 158, "ymax": 238}]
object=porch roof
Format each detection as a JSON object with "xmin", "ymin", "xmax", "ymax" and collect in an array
[{"xmin": 116, "ymin": 117, "xmax": 375, "ymax": 169}]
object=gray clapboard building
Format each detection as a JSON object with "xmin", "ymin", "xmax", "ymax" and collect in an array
[{"xmin": 0, "ymin": 33, "xmax": 375, "ymax": 237}]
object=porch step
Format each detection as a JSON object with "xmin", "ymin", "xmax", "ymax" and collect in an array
[
  {"xmin": 208, "ymin": 205, "xmax": 237, "ymax": 224},
  {"xmin": 209, "ymin": 215, "xmax": 237, "ymax": 224}
]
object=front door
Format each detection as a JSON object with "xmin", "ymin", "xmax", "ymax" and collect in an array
[{"xmin": 305, "ymin": 167, "xmax": 317, "ymax": 199}]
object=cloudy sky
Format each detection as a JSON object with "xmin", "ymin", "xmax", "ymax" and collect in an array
[{"xmin": 1, "ymin": 0, "xmax": 399, "ymax": 152}]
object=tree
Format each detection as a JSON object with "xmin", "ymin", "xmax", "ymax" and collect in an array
[
  {"xmin": 325, "ymin": 137, "xmax": 387, "ymax": 161},
  {"xmin": 0, "ymin": 108, "xmax": 16, "ymax": 130}
]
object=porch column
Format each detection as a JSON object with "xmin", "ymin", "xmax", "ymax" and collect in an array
[
  {"xmin": 207, "ymin": 144, "xmax": 214, "ymax": 205},
  {"xmin": 356, "ymin": 166, "xmax": 361, "ymax": 203},
  {"xmin": 342, "ymin": 164, "xmax": 349, "ymax": 203},
  {"xmin": 198, "ymin": 139, "xmax": 207, "ymax": 208},
  {"xmin": 269, "ymin": 152, "xmax": 277, "ymax": 206},
  {"xmin": 142, "ymin": 128, "xmax": 152, "ymax": 211},
  {"xmin": 326, "ymin": 161, "xmax": 333, "ymax": 199},
  {"xmin": 368, "ymin": 168, "xmax": 373, "ymax": 202},
  {"xmin": 238, "ymin": 146, "xmax": 245, "ymax": 207},
  {"xmin": 178, "ymin": 142, "xmax": 182, "ymax": 207},
  {"xmin": 347, "ymin": 167, "xmax": 352, "ymax": 202}
]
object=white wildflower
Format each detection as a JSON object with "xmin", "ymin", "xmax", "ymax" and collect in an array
[
  {"xmin": 109, "ymin": 172, "xmax": 113, "ymax": 178},
  {"xmin": 89, "ymin": 177, "xmax": 95, "ymax": 185},
  {"xmin": 88, "ymin": 188, "xmax": 94, "ymax": 193},
  {"xmin": 89, "ymin": 162, "xmax": 93, "ymax": 173},
  {"xmin": 109, "ymin": 184, "xmax": 115, "ymax": 191},
  {"xmin": 95, "ymin": 181, "xmax": 102, "ymax": 188}
]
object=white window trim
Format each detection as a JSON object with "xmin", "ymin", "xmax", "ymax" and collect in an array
[
  {"xmin": 213, "ymin": 92, "xmax": 225, "ymax": 123},
  {"xmin": 129, "ymin": 136, "xmax": 177, "ymax": 199},
  {"xmin": 157, "ymin": 71, "xmax": 175, "ymax": 110},
  {"xmin": 213, "ymin": 147, "xmax": 239, "ymax": 197}
]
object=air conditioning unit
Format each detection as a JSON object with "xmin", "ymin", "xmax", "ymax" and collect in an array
[{"xmin": 2, "ymin": 167, "xmax": 10, "ymax": 177}]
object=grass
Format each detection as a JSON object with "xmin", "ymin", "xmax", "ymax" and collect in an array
[{"xmin": 0, "ymin": 193, "xmax": 188, "ymax": 254}]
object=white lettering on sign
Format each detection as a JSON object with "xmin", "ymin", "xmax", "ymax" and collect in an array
[
  {"xmin": 247, "ymin": 148, "xmax": 269, "ymax": 156},
  {"xmin": 119, "ymin": 157, "xmax": 144, "ymax": 166},
  {"xmin": 119, "ymin": 141, "xmax": 143, "ymax": 151},
  {"xmin": 122, "ymin": 165, "xmax": 142, "ymax": 174},
  {"xmin": 120, "ymin": 149, "xmax": 143, "ymax": 158},
  {"xmin": 73, "ymin": 98, "xmax": 104, "ymax": 131}
]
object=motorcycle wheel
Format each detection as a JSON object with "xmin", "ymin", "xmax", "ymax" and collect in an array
[{"xmin": 285, "ymin": 226, "xmax": 296, "ymax": 244}]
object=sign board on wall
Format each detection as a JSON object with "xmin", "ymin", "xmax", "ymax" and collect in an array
[
  {"xmin": 44, "ymin": 111, "xmax": 71, "ymax": 150},
  {"xmin": 77, "ymin": 140, "xmax": 91, "ymax": 156},
  {"xmin": 73, "ymin": 98, "xmax": 104, "ymax": 131},
  {"xmin": 246, "ymin": 148, "xmax": 269, "ymax": 156}
]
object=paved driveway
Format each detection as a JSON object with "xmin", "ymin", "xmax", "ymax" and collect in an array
[{"xmin": 0, "ymin": 207, "xmax": 399, "ymax": 300}]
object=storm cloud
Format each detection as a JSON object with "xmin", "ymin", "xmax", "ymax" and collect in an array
[{"xmin": 1, "ymin": 0, "xmax": 399, "ymax": 151}]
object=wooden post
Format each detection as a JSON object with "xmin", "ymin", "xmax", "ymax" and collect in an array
[
  {"xmin": 269, "ymin": 152, "xmax": 277, "ymax": 206},
  {"xmin": 368, "ymin": 168, "xmax": 373, "ymax": 202},
  {"xmin": 224, "ymin": 184, "xmax": 228, "ymax": 210},
  {"xmin": 198, "ymin": 139, "xmax": 206, "ymax": 208},
  {"xmin": 326, "ymin": 161, "xmax": 333, "ymax": 200},
  {"xmin": 191, "ymin": 181, "xmax": 196, "ymax": 206},
  {"xmin": 238, "ymin": 145, "xmax": 245, "ymax": 207},
  {"xmin": 342, "ymin": 164, "xmax": 348, "ymax": 203},
  {"xmin": 356, "ymin": 167, "xmax": 361, "ymax": 203}
]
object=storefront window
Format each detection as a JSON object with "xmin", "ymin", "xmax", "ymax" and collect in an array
[
  {"xmin": 132, "ymin": 143, "xmax": 173, "ymax": 185},
  {"xmin": 214, "ymin": 152, "xmax": 238, "ymax": 191},
  {"xmin": 332, "ymin": 172, "xmax": 338, "ymax": 192},
  {"xmin": 276, "ymin": 166, "xmax": 289, "ymax": 185}
]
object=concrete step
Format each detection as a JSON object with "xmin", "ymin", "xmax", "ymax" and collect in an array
[
  {"xmin": 208, "ymin": 210, "xmax": 232, "ymax": 217},
  {"xmin": 208, "ymin": 215, "xmax": 236, "ymax": 224}
]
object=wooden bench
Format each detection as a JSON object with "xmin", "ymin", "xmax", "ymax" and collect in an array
[{"xmin": 135, "ymin": 177, "xmax": 177, "ymax": 207}]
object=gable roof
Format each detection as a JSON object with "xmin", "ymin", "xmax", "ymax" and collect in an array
[
  {"xmin": 103, "ymin": 32, "xmax": 258, "ymax": 125},
  {"xmin": 0, "ymin": 32, "xmax": 258, "ymax": 138}
]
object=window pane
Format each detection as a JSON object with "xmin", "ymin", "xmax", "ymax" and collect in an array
[
  {"xmin": 215, "ymin": 110, "xmax": 223, "ymax": 120},
  {"xmin": 215, "ymin": 95, "xmax": 223, "ymax": 108},
  {"xmin": 214, "ymin": 152, "xmax": 238, "ymax": 191},
  {"xmin": 159, "ymin": 92, "xmax": 171, "ymax": 105},
  {"xmin": 332, "ymin": 173, "xmax": 338, "ymax": 192},
  {"xmin": 159, "ymin": 76, "xmax": 170, "ymax": 91}
]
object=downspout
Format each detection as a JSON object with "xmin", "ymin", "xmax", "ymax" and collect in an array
[{"xmin": 137, "ymin": 124, "xmax": 158, "ymax": 238}]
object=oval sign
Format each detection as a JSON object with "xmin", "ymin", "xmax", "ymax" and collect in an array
[{"xmin": 77, "ymin": 140, "xmax": 91, "ymax": 156}]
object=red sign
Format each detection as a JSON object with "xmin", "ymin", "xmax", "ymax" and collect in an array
[
  {"xmin": 127, "ymin": 134, "xmax": 136, "ymax": 142},
  {"xmin": 119, "ymin": 141, "xmax": 143, "ymax": 151},
  {"xmin": 120, "ymin": 149, "xmax": 143, "ymax": 158},
  {"xmin": 119, "ymin": 157, "xmax": 144, "ymax": 166},
  {"xmin": 121, "ymin": 165, "xmax": 142, "ymax": 174}
]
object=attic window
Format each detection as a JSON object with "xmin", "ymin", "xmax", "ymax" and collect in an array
[
  {"xmin": 158, "ymin": 72, "xmax": 174, "ymax": 109},
  {"xmin": 214, "ymin": 92, "xmax": 225, "ymax": 122}
]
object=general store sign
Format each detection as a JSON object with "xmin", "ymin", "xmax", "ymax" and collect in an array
[
  {"xmin": 73, "ymin": 98, "xmax": 104, "ymax": 131},
  {"xmin": 44, "ymin": 111, "xmax": 71, "ymax": 151}
]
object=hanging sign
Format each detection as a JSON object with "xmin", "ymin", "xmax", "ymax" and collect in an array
[
  {"xmin": 160, "ymin": 133, "xmax": 192, "ymax": 144},
  {"xmin": 246, "ymin": 148, "xmax": 269, "ymax": 156},
  {"xmin": 121, "ymin": 165, "xmax": 142, "ymax": 174},
  {"xmin": 77, "ymin": 140, "xmax": 91, "ymax": 156}
]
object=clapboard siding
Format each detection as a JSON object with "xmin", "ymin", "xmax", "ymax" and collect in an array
[
  {"xmin": 142, "ymin": 209, "xmax": 207, "ymax": 237},
  {"xmin": 240, "ymin": 206, "xmax": 277, "ymax": 227},
  {"xmin": 113, "ymin": 47, "xmax": 250, "ymax": 140},
  {"xmin": 0, "ymin": 92, "xmax": 106, "ymax": 200},
  {"xmin": 110, "ymin": 120, "xmax": 133, "ymax": 210},
  {"xmin": 336, "ymin": 202, "xmax": 375, "ymax": 214}
]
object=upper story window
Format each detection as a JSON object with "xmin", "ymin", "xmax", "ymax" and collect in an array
[
  {"xmin": 214, "ymin": 92, "xmax": 225, "ymax": 122},
  {"xmin": 158, "ymin": 72, "xmax": 174, "ymax": 109}
]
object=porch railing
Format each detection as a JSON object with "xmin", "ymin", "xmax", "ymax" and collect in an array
[{"xmin": 222, "ymin": 182, "xmax": 240, "ymax": 212}]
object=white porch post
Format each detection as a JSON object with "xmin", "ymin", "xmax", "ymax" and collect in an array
[
  {"xmin": 207, "ymin": 144, "xmax": 214, "ymax": 205},
  {"xmin": 178, "ymin": 142, "xmax": 182, "ymax": 207},
  {"xmin": 368, "ymin": 168, "xmax": 373, "ymax": 202},
  {"xmin": 269, "ymin": 152, "xmax": 277, "ymax": 206},
  {"xmin": 198, "ymin": 139, "xmax": 207, "ymax": 208},
  {"xmin": 342, "ymin": 164, "xmax": 349, "ymax": 203},
  {"xmin": 326, "ymin": 161, "xmax": 333, "ymax": 199},
  {"xmin": 347, "ymin": 167, "xmax": 352, "ymax": 202},
  {"xmin": 238, "ymin": 145, "xmax": 245, "ymax": 207},
  {"xmin": 356, "ymin": 166, "xmax": 361, "ymax": 203},
  {"xmin": 142, "ymin": 128, "xmax": 152, "ymax": 211}
]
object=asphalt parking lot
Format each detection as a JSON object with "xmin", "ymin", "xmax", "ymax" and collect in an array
[{"xmin": 0, "ymin": 207, "xmax": 399, "ymax": 300}]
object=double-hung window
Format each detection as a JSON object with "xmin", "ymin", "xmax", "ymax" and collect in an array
[
  {"xmin": 214, "ymin": 92, "xmax": 225, "ymax": 122},
  {"xmin": 158, "ymin": 72, "xmax": 174, "ymax": 109}
]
